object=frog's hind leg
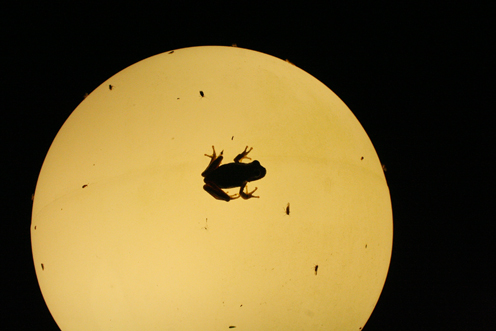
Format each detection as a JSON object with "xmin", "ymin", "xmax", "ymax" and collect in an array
[
  {"xmin": 203, "ymin": 183, "xmax": 239, "ymax": 202},
  {"xmin": 201, "ymin": 146, "xmax": 224, "ymax": 177},
  {"xmin": 239, "ymin": 181, "xmax": 259, "ymax": 199}
]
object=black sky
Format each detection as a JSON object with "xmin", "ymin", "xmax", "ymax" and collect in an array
[{"xmin": 3, "ymin": 2, "xmax": 493, "ymax": 330}]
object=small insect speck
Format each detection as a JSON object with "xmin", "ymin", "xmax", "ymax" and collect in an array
[
  {"xmin": 200, "ymin": 91, "xmax": 204, "ymax": 97},
  {"xmin": 285, "ymin": 203, "xmax": 290, "ymax": 215},
  {"xmin": 314, "ymin": 265, "xmax": 319, "ymax": 275},
  {"xmin": 240, "ymin": 304, "xmax": 243, "ymax": 307},
  {"xmin": 82, "ymin": 184, "xmax": 88, "ymax": 188},
  {"xmin": 41, "ymin": 264, "xmax": 44, "ymax": 270},
  {"xmin": 34, "ymin": 226, "xmax": 37, "ymax": 230},
  {"xmin": 169, "ymin": 50, "xmax": 174, "ymax": 54},
  {"xmin": 365, "ymin": 244, "xmax": 367, "ymax": 248},
  {"xmin": 109, "ymin": 84, "xmax": 113, "ymax": 90},
  {"xmin": 382, "ymin": 164, "xmax": 387, "ymax": 172},
  {"xmin": 229, "ymin": 326, "xmax": 236, "ymax": 329},
  {"xmin": 231, "ymin": 136, "xmax": 234, "ymax": 140},
  {"xmin": 361, "ymin": 156, "xmax": 364, "ymax": 160}
]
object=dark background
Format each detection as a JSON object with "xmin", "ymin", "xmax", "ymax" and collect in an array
[{"xmin": 3, "ymin": 2, "xmax": 493, "ymax": 330}]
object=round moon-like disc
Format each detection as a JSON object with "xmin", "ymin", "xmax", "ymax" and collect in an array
[{"xmin": 32, "ymin": 46, "xmax": 392, "ymax": 331}]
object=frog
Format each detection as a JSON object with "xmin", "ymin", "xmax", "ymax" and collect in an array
[{"xmin": 201, "ymin": 146, "xmax": 266, "ymax": 201}]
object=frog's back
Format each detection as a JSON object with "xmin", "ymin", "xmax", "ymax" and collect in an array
[{"xmin": 206, "ymin": 162, "xmax": 265, "ymax": 189}]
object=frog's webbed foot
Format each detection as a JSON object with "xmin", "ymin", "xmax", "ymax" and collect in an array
[
  {"xmin": 229, "ymin": 193, "xmax": 241, "ymax": 200},
  {"xmin": 205, "ymin": 145, "xmax": 223, "ymax": 161},
  {"xmin": 239, "ymin": 182, "xmax": 259, "ymax": 199},
  {"xmin": 234, "ymin": 146, "xmax": 253, "ymax": 163}
]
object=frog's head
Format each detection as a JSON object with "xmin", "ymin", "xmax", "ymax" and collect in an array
[{"xmin": 249, "ymin": 160, "xmax": 266, "ymax": 181}]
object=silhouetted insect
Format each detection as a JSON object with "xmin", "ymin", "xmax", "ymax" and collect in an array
[
  {"xmin": 82, "ymin": 184, "xmax": 88, "ymax": 188},
  {"xmin": 314, "ymin": 265, "xmax": 319, "ymax": 275},
  {"xmin": 285, "ymin": 203, "xmax": 290, "ymax": 215},
  {"xmin": 34, "ymin": 226, "xmax": 36, "ymax": 230},
  {"xmin": 41, "ymin": 263, "xmax": 44, "ymax": 270},
  {"xmin": 231, "ymin": 136, "xmax": 234, "ymax": 140},
  {"xmin": 109, "ymin": 85, "xmax": 113, "ymax": 90},
  {"xmin": 169, "ymin": 50, "xmax": 174, "ymax": 54},
  {"xmin": 200, "ymin": 91, "xmax": 204, "ymax": 97},
  {"xmin": 229, "ymin": 327, "xmax": 236, "ymax": 329},
  {"xmin": 361, "ymin": 156, "xmax": 364, "ymax": 160},
  {"xmin": 365, "ymin": 244, "xmax": 367, "ymax": 248}
]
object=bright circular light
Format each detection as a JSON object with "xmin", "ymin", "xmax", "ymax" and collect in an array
[{"xmin": 32, "ymin": 46, "xmax": 392, "ymax": 330}]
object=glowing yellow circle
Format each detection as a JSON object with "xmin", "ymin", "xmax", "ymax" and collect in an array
[{"xmin": 32, "ymin": 46, "xmax": 392, "ymax": 330}]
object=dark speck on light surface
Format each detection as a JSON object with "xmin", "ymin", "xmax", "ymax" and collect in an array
[{"xmin": 200, "ymin": 91, "xmax": 204, "ymax": 97}]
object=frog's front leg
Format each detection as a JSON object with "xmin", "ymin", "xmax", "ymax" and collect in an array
[
  {"xmin": 234, "ymin": 146, "xmax": 253, "ymax": 163},
  {"xmin": 239, "ymin": 181, "xmax": 259, "ymax": 199},
  {"xmin": 201, "ymin": 146, "xmax": 224, "ymax": 177},
  {"xmin": 203, "ymin": 182, "xmax": 240, "ymax": 202}
]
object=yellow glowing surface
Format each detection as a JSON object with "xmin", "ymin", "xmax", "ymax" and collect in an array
[{"xmin": 32, "ymin": 46, "xmax": 392, "ymax": 330}]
